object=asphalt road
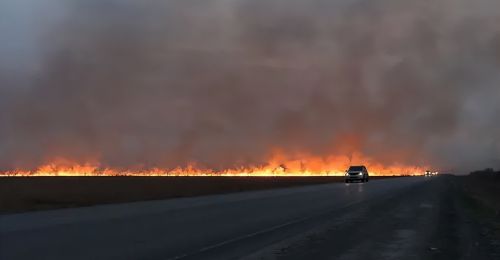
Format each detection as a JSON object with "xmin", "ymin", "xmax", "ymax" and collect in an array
[{"xmin": 0, "ymin": 176, "xmax": 491, "ymax": 260}]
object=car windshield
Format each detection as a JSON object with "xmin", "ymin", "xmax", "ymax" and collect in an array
[{"xmin": 348, "ymin": 166, "xmax": 364, "ymax": 172}]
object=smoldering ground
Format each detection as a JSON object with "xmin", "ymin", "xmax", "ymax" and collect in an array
[{"xmin": 0, "ymin": 0, "xmax": 499, "ymax": 173}]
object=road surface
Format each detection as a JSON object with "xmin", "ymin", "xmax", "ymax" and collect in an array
[{"xmin": 0, "ymin": 176, "xmax": 493, "ymax": 259}]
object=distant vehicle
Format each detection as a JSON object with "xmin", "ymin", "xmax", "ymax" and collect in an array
[
  {"xmin": 425, "ymin": 170, "xmax": 439, "ymax": 176},
  {"xmin": 345, "ymin": 165, "xmax": 369, "ymax": 183}
]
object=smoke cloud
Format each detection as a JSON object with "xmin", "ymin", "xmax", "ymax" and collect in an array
[{"xmin": 1, "ymin": 0, "xmax": 499, "ymax": 173}]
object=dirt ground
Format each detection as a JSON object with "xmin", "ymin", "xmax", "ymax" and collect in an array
[{"xmin": 0, "ymin": 176, "xmax": 394, "ymax": 214}]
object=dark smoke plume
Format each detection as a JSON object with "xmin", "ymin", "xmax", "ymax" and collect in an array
[{"xmin": 1, "ymin": 0, "xmax": 500, "ymax": 173}]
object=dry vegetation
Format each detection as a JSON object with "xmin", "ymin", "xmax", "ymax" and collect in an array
[
  {"xmin": 457, "ymin": 170, "xmax": 500, "ymax": 242},
  {"xmin": 0, "ymin": 176, "xmax": 394, "ymax": 214},
  {"xmin": 462, "ymin": 170, "xmax": 500, "ymax": 212}
]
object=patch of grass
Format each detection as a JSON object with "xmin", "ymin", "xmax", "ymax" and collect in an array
[
  {"xmin": 0, "ymin": 176, "xmax": 399, "ymax": 214},
  {"xmin": 456, "ymin": 175, "xmax": 500, "ymax": 239}
]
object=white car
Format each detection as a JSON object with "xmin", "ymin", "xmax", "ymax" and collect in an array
[{"xmin": 345, "ymin": 165, "xmax": 369, "ymax": 183}]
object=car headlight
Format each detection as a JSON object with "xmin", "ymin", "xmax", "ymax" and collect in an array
[{"xmin": 358, "ymin": 172, "xmax": 363, "ymax": 175}]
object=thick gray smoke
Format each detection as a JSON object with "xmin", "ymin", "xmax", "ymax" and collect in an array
[{"xmin": 1, "ymin": 0, "xmax": 499, "ymax": 173}]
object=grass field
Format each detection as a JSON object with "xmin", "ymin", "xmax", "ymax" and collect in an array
[
  {"xmin": 456, "ymin": 172, "xmax": 500, "ymax": 244},
  {"xmin": 0, "ymin": 176, "xmax": 397, "ymax": 214},
  {"xmin": 459, "ymin": 173, "xmax": 500, "ymax": 213}
]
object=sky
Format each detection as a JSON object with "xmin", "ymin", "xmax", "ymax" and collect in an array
[{"xmin": 0, "ymin": 0, "xmax": 499, "ymax": 173}]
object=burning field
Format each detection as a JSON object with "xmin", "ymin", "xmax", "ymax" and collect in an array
[
  {"xmin": 1, "ymin": 0, "xmax": 500, "ymax": 178},
  {"xmin": 0, "ymin": 153, "xmax": 426, "ymax": 177}
]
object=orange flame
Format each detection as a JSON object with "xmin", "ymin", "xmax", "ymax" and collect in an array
[{"xmin": 0, "ymin": 152, "xmax": 428, "ymax": 177}]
